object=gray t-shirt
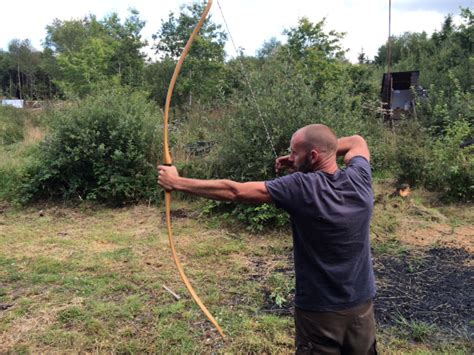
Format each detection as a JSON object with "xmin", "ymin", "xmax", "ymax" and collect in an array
[{"xmin": 265, "ymin": 156, "xmax": 375, "ymax": 311}]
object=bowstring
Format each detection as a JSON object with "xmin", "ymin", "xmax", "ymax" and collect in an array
[{"xmin": 216, "ymin": 0, "xmax": 278, "ymax": 159}]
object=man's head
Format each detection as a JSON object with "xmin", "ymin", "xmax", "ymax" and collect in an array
[{"xmin": 289, "ymin": 124, "xmax": 338, "ymax": 173}]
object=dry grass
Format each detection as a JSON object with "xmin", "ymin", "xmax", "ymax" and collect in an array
[
  {"xmin": 0, "ymin": 189, "xmax": 472, "ymax": 353},
  {"xmin": 0, "ymin": 202, "xmax": 294, "ymax": 353}
]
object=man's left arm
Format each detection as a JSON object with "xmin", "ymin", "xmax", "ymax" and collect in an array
[
  {"xmin": 336, "ymin": 135, "xmax": 370, "ymax": 165},
  {"xmin": 157, "ymin": 165, "xmax": 272, "ymax": 204}
]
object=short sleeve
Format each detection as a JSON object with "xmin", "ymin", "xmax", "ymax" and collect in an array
[
  {"xmin": 346, "ymin": 156, "xmax": 372, "ymax": 185},
  {"xmin": 265, "ymin": 173, "xmax": 305, "ymax": 213}
]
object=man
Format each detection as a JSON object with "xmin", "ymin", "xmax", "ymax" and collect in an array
[{"xmin": 158, "ymin": 124, "xmax": 376, "ymax": 354}]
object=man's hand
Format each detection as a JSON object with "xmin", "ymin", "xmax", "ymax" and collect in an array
[
  {"xmin": 157, "ymin": 165, "xmax": 180, "ymax": 191},
  {"xmin": 275, "ymin": 154, "xmax": 295, "ymax": 173}
]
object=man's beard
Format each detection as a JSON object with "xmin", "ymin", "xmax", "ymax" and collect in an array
[{"xmin": 297, "ymin": 154, "xmax": 313, "ymax": 173}]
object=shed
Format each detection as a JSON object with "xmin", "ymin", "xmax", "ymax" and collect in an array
[{"xmin": 380, "ymin": 71, "xmax": 421, "ymax": 121}]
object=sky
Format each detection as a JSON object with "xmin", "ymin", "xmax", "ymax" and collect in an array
[{"xmin": 0, "ymin": 0, "xmax": 471, "ymax": 62}]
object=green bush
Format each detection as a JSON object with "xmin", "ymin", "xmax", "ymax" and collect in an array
[
  {"xmin": 202, "ymin": 200, "xmax": 289, "ymax": 233},
  {"xmin": 395, "ymin": 120, "xmax": 473, "ymax": 201},
  {"xmin": 232, "ymin": 204, "xmax": 289, "ymax": 233},
  {"xmin": 0, "ymin": 144, "xmax": 36, "ymax": 202},
  {"xmin": 427, "ymin": 120, "xmax": 473, "ymax": 201},
  {"xmin": 395, "ymin": 122, "xmax": 432, "ymax": 187},
  {"xmin": 0, "ymin": 107, "xmax": 43, "ymax": 203},
  {"xmin": 0, "ymin": 106, "xmax": 29, "ymax": 146},
  {"xmin": 202, "ymin": 50, "xmax": 383, "ymax": 227},
  {"xmin": 211, "ymin": 54, "xmax": 371, "ymax": 182},
  {"xmin": 19, "ymin": 88, "xmax": 162, "ymax": 205}
]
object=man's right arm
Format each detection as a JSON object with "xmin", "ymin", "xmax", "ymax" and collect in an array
[
  {"xmin": 157, "ymin": 165, "xmax": 272, "ymax": 204},
  {"xmin": 336, "ymin": 135, "xmax": 370, "ymax": 165}
]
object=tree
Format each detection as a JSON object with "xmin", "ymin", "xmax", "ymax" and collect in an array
[
  {"xmin": 284, "ymin": 18, "xmax": 346, "ymax": 61},
  {"xmin": 150, "ymin": 1, "xmax": 228, "ymax": 107},
  {"xmin": 153, "ymin": 2, "xmax": 226, "ymax": 60},
  {"xmin": 357, "ymin": 49, "xmax": 369, "ymax": 64},
  {"xmin": 374, "ymin": 8, "xmax": 472, "ymax": 92},
  {"xmin": 101, "ymin": 10, "xmax": 147, "ymax": 87},
  {"xmin": 373, "ymin": 34, "xmax": 407, "ymax": 68},
  {"xmin": 256, "ymin": 37, "xmax": 282, "ymax": 59},
  {"xmin": 44, "ymin": 10, "xmax": 147, "ymax": 97},
  {"xmin": 0, "ymin": 40, "xmax": 59, "ymax": 100},
  {"xmin": 6, "ymin": 39, "xmax": 46, "ymax": 99},
  {"xmin": 279, "ymin": 18, "xmax": 348, "ymax": 93},
  {"xmin": 0, "ymin": 50, "xmax": 14, "ymax": 97}
]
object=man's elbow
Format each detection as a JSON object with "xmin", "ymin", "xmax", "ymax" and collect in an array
[
  {"xmin": 232, "ymin": 188, "xmax": 253, "ymax": 204},
  {"xmin": 224, "ymin": 181, "xmax": 241, "ymax": 202},
  {"xmin": 351, "ymin": 135, "xmax": 366, "ymax": 144},
  {"xmin": 225, "ymin": 181, "xmax": 258, "ymax": 203}
]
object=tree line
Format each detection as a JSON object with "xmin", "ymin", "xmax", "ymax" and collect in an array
[
  {"xmin": 1, "ymin": 5, "xmax": 470, "ymax": 105},
  {"xmin": 0, "ymin": 3, "xmax": 472, "ymax": 208}
]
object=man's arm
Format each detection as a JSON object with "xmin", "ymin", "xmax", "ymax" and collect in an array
[
  {"xmin": 336, "ymin": 135, "xmax": 370, "ymax": 165},
  {"xmin": 157, "ymin": 165, "xmax": 272, "ymax": 204}
]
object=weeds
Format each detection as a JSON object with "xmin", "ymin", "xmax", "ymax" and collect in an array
[
  {"xmin": 0, "ymin": 197, "xmax": 471, "ymax": 353},
  {"xmin": 395, "ymin": 315, "xmax": 436, "ymax": 342}
]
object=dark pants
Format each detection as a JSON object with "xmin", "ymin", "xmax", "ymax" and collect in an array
[{"xmin": 295, "ymin": 300, "xmax": 377, "ymax": 355}]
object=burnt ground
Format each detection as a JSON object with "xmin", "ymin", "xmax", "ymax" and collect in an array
[
  {"xmin": 374, "ymin": 247, "xmax": 472, "ymax": 336},
  {"xmin": 261, "ymin": 246, "xmax": 473, "ymax": 338}
]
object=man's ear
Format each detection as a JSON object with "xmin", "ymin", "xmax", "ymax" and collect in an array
[{"xmin": 310, "ymin": 149, "xmax": 319, "ymax": 164}]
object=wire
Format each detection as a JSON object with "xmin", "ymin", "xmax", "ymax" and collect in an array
[{"xmin": 216, "ymin": 0, "xmax": 278, "ymax": 159}]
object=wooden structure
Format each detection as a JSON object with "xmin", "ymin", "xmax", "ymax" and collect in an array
[{"xmin": 380, "ymin": 70, "xmax": 420, "ymax": 123}]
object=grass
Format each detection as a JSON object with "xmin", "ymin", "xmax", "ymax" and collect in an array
[
  {"xmin": 0, "ymin": 190, "xmax": 472, "ymax": 353},
  {"xmin": 394, "ymin": 315, "xmax": 436, "ymax": 342},
  {"xmin": 0, "ymin": 107, "xmax": 44, "ymax": 202},
  {"xmin": 0, "ymin": 203, "xmax": 294, "ymax": 353}
]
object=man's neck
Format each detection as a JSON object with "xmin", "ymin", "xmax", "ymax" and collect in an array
[{"xmin": 314, "ymin": 157, "xmax": 338, "ymax": 174}]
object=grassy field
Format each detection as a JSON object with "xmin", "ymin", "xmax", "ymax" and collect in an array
[{"xmin": 0, "ymin": 186, "xmax": 472, "ymax": 353}]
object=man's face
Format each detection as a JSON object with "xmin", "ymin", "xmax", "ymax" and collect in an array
[{"xmin": 289, "ymin": 133, "xmax": 314, "ymax": 173}]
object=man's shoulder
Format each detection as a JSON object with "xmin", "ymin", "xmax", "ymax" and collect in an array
[
  {"xmin": 343, "ymin": 155, "xmax": 373, "ymax": 189},
  {"xmin": 346, "ymin": 156, "xmax": 371, "ymax": 174},
  {"xmin": 347, "ymin": 155, "xmax": 371, "ymax": 167}
]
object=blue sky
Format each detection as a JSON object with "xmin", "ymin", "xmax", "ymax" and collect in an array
[{"xmin": 0, "ymin": 0, "xmax": 470, "ymax": 62}]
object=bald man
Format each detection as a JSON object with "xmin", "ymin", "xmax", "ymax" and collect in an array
[{"xmin": 158, "ymin": 124, "xmax": 377, "ymax": 354}]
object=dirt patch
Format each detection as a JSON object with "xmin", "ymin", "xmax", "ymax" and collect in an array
[
  {"xmin": 260, "ymin": 246, "xmax": 472, "ymax": 339},
  {"xmin": 397, "ymin": 221, "xmax": 473, "ymax": 253},
  {"xmin": 0, "ymin": 201, "xmax": 9, "ymax": 214},
  {"xmin": 89, "ymin": 241, "xmax": 118, "ymax": 252},
  {"xmin": 160, "ymin": 208, "xmax": 195, "ymax": 222},
  {"xmin": 0, "ymin": 308, "xmax": 55, "ymax": 352}
]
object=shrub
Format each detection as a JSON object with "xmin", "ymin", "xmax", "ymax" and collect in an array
[
  {"xmin": 0, "ymin": 144, "xmax": 36, "ymax": 202},
  {"xmin": 232, "ymin": 204, "xmax": 289, "ymax": 233},
  {"xmin": 202, "ymin": 51, "xmax": 382, "ymax": 227},
  {"xmin": 202, "ymin": 200, "xmax": 289, "ymax": 233},
  {"xmin": 211, "ymin": 54, "xmax": 371, "ymax": 182},
  {"xmin": 395, "ymin": 119, "xmax": 473, "ymax": 201},
  {"xmin": 0, "ymin": 106, "xmax": 28, "ymax": 146},
  {"xmin": 20, "ymin": 88, "xmax": 162, "ymax": 205},
  {"xmin": 427, "ymin": 119, "xmax": 473, "ymax": 201},
  {"xmin": 394, "ymin": 121, "xmax": 432, "ymax": 187}
]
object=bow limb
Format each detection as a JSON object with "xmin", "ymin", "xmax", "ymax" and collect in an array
[{"xmin": 162, "ymin": 0, "xmax": 225, "ymax": 339}]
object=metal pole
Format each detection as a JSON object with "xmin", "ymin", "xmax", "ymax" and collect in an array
[
  {"xmin": 387, "ymin": 0, "xmax": 393, "ymax": 127},
  {"xmin": 387, "ymin": 0, "xmax": 392, "ymax": 75}
]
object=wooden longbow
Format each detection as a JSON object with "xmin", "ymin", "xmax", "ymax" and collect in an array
[{"xmin": 162, "ymin": 0, "xmax": 225, "ymax": 339}]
